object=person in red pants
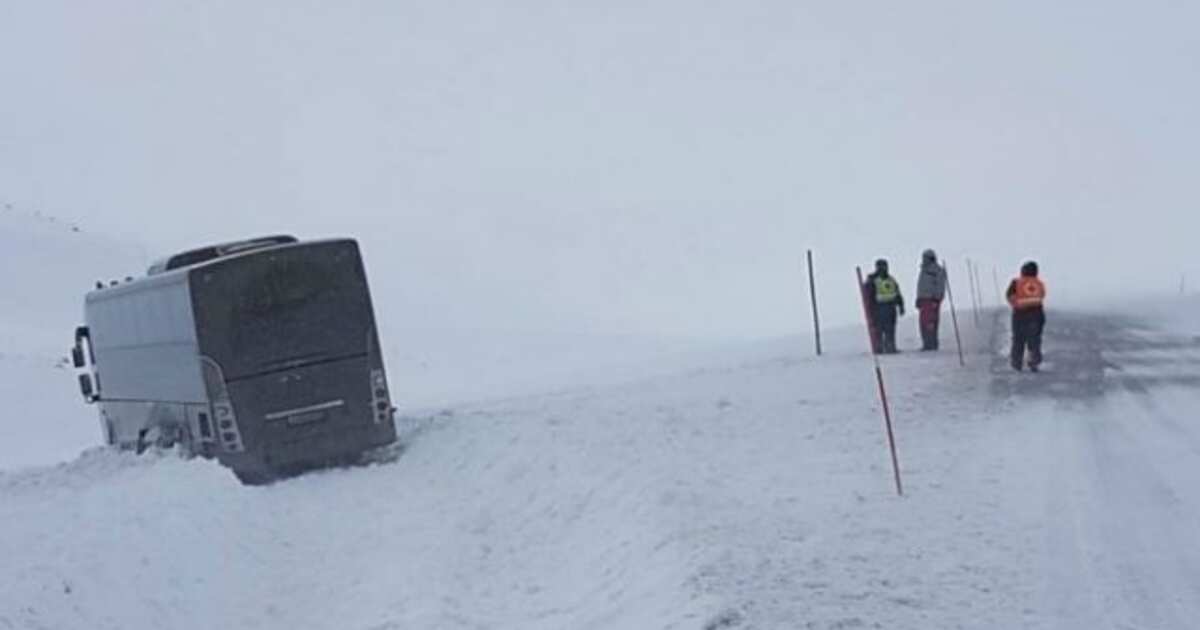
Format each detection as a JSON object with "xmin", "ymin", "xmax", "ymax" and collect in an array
[{"xmin": 914, "ymin": 249, "xmax": 946, "ymax": 351}]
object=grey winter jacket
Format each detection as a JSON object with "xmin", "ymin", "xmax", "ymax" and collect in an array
[{"xmin": 916, "ymin": 262, "xmax": 946, "ymax": 302}]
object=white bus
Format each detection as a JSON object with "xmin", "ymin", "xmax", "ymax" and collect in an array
[{"xmin": 71, "ymin": 235, "xmax": 397, "ymax": 483}]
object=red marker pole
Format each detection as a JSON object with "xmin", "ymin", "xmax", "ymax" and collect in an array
[
  {"xmin": 858, "ymin": 266, "xmax": 881, "ymax": 354},
  {"xmin": 943, "ymin": 264, "xmax": 966, "ymax": 367},
  {"xmin": 856, "ymin": 266, "xmax": 904, "ymax": 496},
  {"xmin": 807, "ymin": 250, "xmax": 822, "ymax": 356}
]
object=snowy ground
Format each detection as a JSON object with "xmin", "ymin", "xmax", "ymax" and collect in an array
[
  {"xmin": 0, "ymin": 209, "xmax": 147, "ymax": 468},
  {"xmin": 5, "ymin": 211, "xmax": 1200, "ymax": 629},
  {"xmin": 4, "ymin": 301, "xmax": 1199, "ymax": 629},
  {"xmin": 984, "ymin": 308, "xmax": 1200, "ymax": 630}
]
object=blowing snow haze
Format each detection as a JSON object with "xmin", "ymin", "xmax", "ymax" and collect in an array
[
  {"xmin": 8, "ymin": 5, "xmax": 1200, "ymax": 629},
  {"xmin": 2, "ymin": 2, "xmax": 1198, "ymax": 337}
]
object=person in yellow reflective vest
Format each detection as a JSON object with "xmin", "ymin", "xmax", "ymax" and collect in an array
[
  {"xmin": 862, "ymin": 258, "xmax": 906, "ymax": 354},
  {"xmin": 1005, "ymin": 260, "xmax": 1047, "ymax": 372}
]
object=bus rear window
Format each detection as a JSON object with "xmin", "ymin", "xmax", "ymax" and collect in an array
[
  {"xmin": 235, "ymin": 258, "xmax": 337, "ymax": 319},
  {"xmin": 192, "ymin": 241, "xmax": 374, "ymax": 381}
]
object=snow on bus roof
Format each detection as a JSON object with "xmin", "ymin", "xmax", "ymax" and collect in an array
[{"xmin": 147, "ymin": 235, "xmax": 298, "ymax": 276}]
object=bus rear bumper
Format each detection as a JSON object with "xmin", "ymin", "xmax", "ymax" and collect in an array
[{"xmin": 227, "ymin": 420, "xmax": 397, "ymax": 484}]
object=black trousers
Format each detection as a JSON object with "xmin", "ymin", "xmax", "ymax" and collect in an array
[
  {"xmin": 873, "ymin": 306, "xmax": 899, "ymax": 353},
  {"xmin": 1011, "ymin": 308, "xmax": 1046, "ymax": 369}
]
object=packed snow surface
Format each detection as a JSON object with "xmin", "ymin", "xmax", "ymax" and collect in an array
[
  {"xmin": 4, "ymin": 212, "xmax": 1200, "ymax": 628},
  {"xmin": 5, "ymin": 305, "xmax": 1200, "ymax": 629}
]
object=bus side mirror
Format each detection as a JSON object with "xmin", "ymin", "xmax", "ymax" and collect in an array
[
  {"xmin": 74, "ymin": 326, "xmax": 93, "ymax": 358},
  {"xmin": 73, "ymin": 326, "xmax": 99, "ymax": 403},
  {"xmin": 72, "ymin": 346, "xmax": 86, "ymax": 369},
  {"xmin": 78, "ymin": 374, "xmax": 97, "ymax": 403}
]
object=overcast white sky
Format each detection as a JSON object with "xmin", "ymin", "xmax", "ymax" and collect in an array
[{"xmin": 2, "ymin": 1, "xmax": 1198, "ymax": 339}]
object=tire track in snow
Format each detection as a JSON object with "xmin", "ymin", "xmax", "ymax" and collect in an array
[{"xmin": 988, "ymin": 311, "xmax": 1200, "ymax": 629}]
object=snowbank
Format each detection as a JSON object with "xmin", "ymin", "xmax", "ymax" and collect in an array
[{"xmin": 3, "ymin": 315, "xmax": 1029, "ymax": 629}]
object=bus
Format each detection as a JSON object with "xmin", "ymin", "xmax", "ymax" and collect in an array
[{"xmin": 71, "ymin": 235, "xmax": 397, "ymax": 483}]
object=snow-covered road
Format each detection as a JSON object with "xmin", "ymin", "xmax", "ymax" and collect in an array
[
  {"xmin": 983, "ymin": 311, "xmax": 1200, "ymax": 630},
  {"xmin": 3, "ymin": 306, "xmax": 1199, "ymax": 629}
]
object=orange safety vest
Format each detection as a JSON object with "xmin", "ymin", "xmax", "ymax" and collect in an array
[{"xmin": 1010, "ymin": 276, "xmax": 1046, "ymax": 309}]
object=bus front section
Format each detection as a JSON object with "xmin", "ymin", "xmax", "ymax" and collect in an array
[{"xmin": 190, "ymin": 239, "xmax": 396, "ymax": 482}]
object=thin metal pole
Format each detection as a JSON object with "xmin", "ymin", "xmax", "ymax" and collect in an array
[
  {"xmin": 807, "ymin": 249, "xmax": 822, "ymax": 356},
  {"xmin": 856, "ymin": 266, "xmax": 904, "ymax": 496},
  {"xmin": 965, "ymin": 259, "xmax": 974, "ymax": 324},
  {"xmin": 974, "ymin": 263, "xmax": 986, "ymax": 311},
  {"xmin": 966, "ymin": 259, "xmax": 981, "ymax": 326},
  {"xmin": 992, "ymin": 267, "xmax": 1002, "ymax": 306},
  {"xmin": 943, "ymin": 264, "xmax": 966, "ymax": 367}
]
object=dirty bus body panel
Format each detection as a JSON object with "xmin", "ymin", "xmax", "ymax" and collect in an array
[
  {"xmin": 190, "ymin": 239, "xmax": 395, "ymax": 480},
  {"xmin": 76, "ymin": 237, "xmax": 397, "ymax": 483},
  {"xmin": 84, "ymin": 270, "xmax": 209, "ymax": 450}
]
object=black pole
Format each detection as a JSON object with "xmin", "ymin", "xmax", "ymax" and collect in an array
[
  {"xmin": 807, "ymin": 249, "xmax": 822, "ymax": 356},
  {"xmin": 943, "ymin": 264, "xmax": 966, "ymax": 367}
]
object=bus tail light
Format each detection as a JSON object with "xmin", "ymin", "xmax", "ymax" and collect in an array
[
  {"xmin": 202, "ymin": 357, "xmax": 245, "ymax": 452},
  {"xmin": 370, "ymin": 368, "xmax": 391, "ymax": 424}
]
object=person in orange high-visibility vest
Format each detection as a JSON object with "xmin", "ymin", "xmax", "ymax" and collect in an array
[{"xmin": 1005, "ymin": 260, "xmax": 1047, "ymax": 372}]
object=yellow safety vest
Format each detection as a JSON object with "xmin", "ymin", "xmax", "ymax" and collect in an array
[{"xmin": 874, "ymin": 276, "xmax": 900, "ymax": 303}]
